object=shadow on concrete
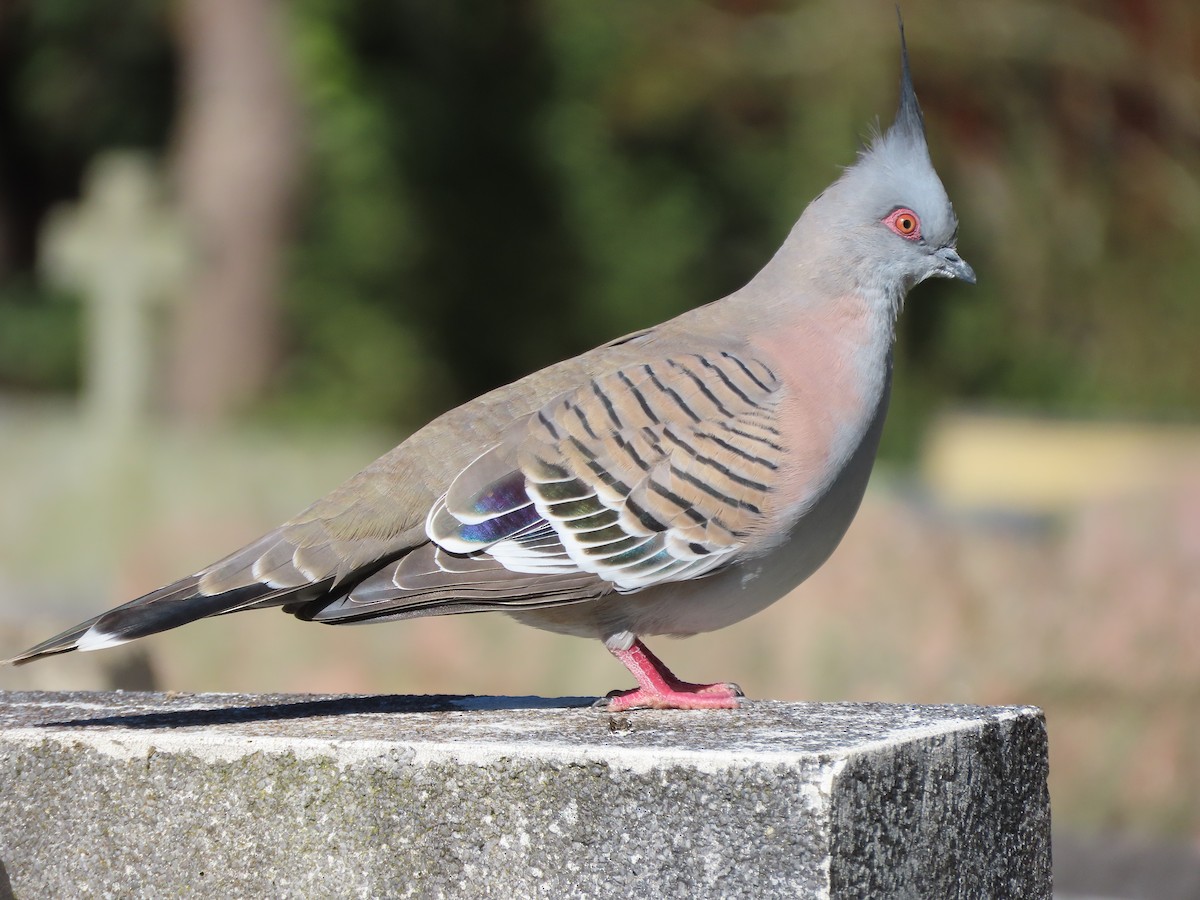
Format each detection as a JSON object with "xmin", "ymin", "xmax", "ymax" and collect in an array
[
  {"xmin": 0, "ymin": 858, "xmax": 15, "ymax": 900},
  {"xmin": 35, "ymin": 693, "xmax": 598, "ymax": 730}
]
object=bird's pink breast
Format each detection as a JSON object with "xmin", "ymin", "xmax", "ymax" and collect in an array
[{"xmin": 748, "ymin": 296, "xmax": 887, "ymax": 527}]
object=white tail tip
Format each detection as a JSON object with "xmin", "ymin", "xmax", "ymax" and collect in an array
[{"xmin": 75, "ymin": 626, "xmax": 133, "ymax": 653}]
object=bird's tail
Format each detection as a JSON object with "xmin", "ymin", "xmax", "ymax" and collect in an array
[{"xmin": 3, "ymin": 576, "xmax": 318, "ymax": 666}]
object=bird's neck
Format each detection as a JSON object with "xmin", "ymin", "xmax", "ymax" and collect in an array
[
  {"xmin": 747, "ymin": 290, "xmax": 893, "ymax": 387},
  {"xmin": 746, "ymin": 206, "xmax": 909, "ymax": 329},
  {"xmin": 718, "ymin": 261, "xmax": 900, "ymax": 364}
]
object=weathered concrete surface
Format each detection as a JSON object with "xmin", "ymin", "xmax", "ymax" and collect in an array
[{"xmin": 0, "ymin": 691, "xmax": 1050, "ymax": 899}]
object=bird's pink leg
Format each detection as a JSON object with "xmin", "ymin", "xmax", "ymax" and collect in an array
[{"xmin": 601, "ymin": 639, "xmax": 743, "ymax": 711}]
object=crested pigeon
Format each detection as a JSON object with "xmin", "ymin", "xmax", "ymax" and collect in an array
[{"xmin": 6, "ymin": 24, "xmax": 974, "ymax": 710}]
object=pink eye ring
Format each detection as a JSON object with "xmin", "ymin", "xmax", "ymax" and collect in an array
[{"xmin": 884, "ymin": 208, "xmax": 921, "ymax": 240}]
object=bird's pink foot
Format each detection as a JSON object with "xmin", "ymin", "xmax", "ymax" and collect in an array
[
  {"xmin": 598, "ymin": 638, "xmax": 744, "ymax": 711},
  {"xmin": 601, "ymin": 681, "xmax": 743, "ymax": 712}
]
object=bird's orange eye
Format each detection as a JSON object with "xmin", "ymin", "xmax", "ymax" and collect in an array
[{"xmin": 884, "ymin": 208, "xmax": 921, "ymax": 239}]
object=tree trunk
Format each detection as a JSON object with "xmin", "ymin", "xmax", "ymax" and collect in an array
[{"xmin": 167, "ymin": 0, "xmax": 301, "ymax": 422}]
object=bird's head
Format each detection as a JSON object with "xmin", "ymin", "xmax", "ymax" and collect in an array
[{"xmin": 796, "ymin": 19, "xmax": 974, "ymax": 308}]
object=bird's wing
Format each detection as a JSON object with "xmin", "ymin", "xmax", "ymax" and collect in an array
[
  {"xmin": 308, "ymin": 349, "xmax": 786, "ymax": 623},
  {"xmin": 198, "ymin": 325, "xmax": 671, "ymax": 600}
]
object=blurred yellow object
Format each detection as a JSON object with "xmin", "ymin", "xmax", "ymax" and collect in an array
[{"xmin": 922, "ymin": 413, "xmax": 1200, "ymax": 513}]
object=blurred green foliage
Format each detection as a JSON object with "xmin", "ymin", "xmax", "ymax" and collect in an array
[
  {"xmin": 0, "ymin": 0, "xmax": 173, "ymax": 393},
  {"xmin": 1, "ymin": 0, "xmax": 1198, "ymax": 456}
]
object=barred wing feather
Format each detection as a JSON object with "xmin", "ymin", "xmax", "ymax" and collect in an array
[{"xmin": 433, "ymin": 351, "xmax": 783, "ymax": 592}]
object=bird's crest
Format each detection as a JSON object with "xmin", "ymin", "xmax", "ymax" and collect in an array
[
  {"xmin": 891, "ymin": 13, "xmax": 926, "ymax": 145},
  {"xmin": 858, "ymin": 11, "xmax": 931, "ymax": 168}
]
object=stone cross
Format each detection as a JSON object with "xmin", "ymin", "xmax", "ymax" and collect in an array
[{"xmin": 40, "ymin": 152, "xmax": 188, "ymax": 433}]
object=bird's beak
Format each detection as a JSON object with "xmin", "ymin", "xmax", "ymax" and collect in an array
[{"xmin": 935, "ymin": 246, "xmax": 976, "ymax": 284}]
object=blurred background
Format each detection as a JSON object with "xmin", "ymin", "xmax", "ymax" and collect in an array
[{"xmin": 0, "ymin": 0, "xmax": 1197, "ymax": 894}]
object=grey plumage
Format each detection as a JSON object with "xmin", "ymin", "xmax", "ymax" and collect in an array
[{"xmin": 7, "ymin": 20, "xmax": 974, "ymax": 709}]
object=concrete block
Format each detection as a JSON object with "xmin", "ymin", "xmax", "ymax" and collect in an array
[{"xmin": 0, "ymin": 691, "xmax": 1050, "ymax": 898}]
